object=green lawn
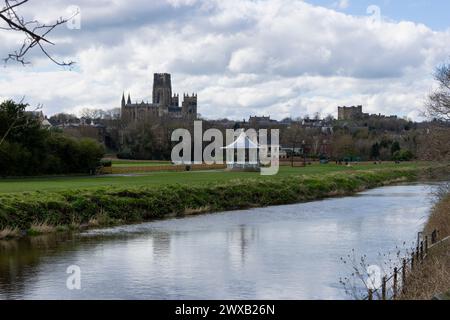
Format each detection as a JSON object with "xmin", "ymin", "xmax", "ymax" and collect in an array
[
  {"xmin": 0, "ymin": 162, "xmax": 424, "ymax": 194},
  {"xmin": 111, "ymin": 160, "xmax": 171, "ymax": 167}
]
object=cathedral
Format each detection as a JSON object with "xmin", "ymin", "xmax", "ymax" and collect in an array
[{"xmin": 121, "ymin": 73, "xmax": 197, "ymax": 122}]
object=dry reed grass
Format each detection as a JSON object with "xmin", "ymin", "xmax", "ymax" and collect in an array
[
  {"xmin": 399, "ymin": 194, "xmax": 450, "ymax": 300},
  {"xmin": 0, "ymin": 227, "xmax": 20, "ymax": 239}
]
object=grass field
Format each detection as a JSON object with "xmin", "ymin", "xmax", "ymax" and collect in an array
[
  {"xmin": 0, "ymin": 162, "xmax": 426, "ymax": 194},
  {"xmin": 111, "ymin": 160, "xmax": 171, "ymax": 167}
]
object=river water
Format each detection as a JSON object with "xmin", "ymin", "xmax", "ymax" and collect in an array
[{"xmin": 0, "ymin": 184, "xmax": 438, "ymax": 300}]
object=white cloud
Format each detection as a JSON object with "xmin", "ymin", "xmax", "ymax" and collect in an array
[
  {"xmin": 0, "ymin": 0, "xmax": 449, "ymax": 121},
  {"xmin": 333, "ymin": 0, "xmax": 350, "ymax": 10}
]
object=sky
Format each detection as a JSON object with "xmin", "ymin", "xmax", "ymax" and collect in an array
[{"xmin": 1, "ymin": 0, "xmax": 450, "ymax": 121}]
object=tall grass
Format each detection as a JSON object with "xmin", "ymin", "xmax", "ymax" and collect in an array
[
  {"xmin": 0, "ymin": 227, "xmax": 20, "ymax": 239},
  {"xmin": 399, "ymin": 193, "xmax": 450, "ymax": 300}
]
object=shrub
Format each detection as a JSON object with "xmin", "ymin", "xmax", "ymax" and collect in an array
[
  {"xmin": 392, "ymin": 149, "xmax": 414, "ymax": 161},
  {"xmin": 100, "ymin": 159, "xmax": 112, "ymax": 168}
]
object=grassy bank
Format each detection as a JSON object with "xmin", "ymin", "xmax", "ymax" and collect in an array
[
  {"xmin": 0, "ymin": 163, "xmax": 448, "ymax": 239},
  {"xmin": 399, "ymin": 192, "xmax": 450, "ymax": 300},
  {"xmin": 0, "ymin": 165, "xmax": 447, "ymax": 238}
]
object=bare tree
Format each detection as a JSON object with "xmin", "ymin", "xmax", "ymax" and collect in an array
[
  {"xmin": 80, "ymin": 108, "xmax": 104, "ymax": 121},
  {"xmin": 417, "ymin": 61, "xmax": 450, "ymax": 161},
  {"xmin": 417, "ymin": 126, "xmax": 450, "ymax": 161},
  {"xmin": 426, "ymin": 63, "xmax": 450, "ymax": 122},
  {"xmin": 0, "ymin": 0, "xmax": 76, "ymax": 66},
  {"xmin": 283, "ymin": 124, "xmax": 307, "ymax": 166}
]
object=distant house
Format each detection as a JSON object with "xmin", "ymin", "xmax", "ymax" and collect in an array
[{"xmin": 26, "ymin": 111, "xmax": 53, "ymax": 129}]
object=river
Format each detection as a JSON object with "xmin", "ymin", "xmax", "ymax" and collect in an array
[{"xmin": 0, "ymin": 184, "xmax": 438, "ymax": 300}]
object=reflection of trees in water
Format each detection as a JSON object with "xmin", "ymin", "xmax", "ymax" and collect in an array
[
  {"xmin": 227, "ymin": 224, "xmax": 259, "ymax": 264},
  {"xmin": 0, "ymin": 234, "xmax": 73, "ymax": 299},
  {"xmin": 0, "ymin": 232, "xmax": 105, "ymax": 299},
  {"xmin": 151, "ymin": 231, "xmax": 171, "ymax": 257},
  {"xmin": 0, "ymin": 230, "xmax": 175, "ymax": 298}
]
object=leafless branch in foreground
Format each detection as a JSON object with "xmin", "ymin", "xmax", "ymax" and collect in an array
[{"xmin": 0, "ymin": 0, "xmax": 77, "ymax": 66}]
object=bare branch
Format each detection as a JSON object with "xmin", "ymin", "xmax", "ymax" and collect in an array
[{"xmin": 0, "ymin": 0, "xmax": 76, "ymax": 66}]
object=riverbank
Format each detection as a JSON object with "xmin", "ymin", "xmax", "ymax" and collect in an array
[
  {"xmin": 0, "ymin": 163, "xmax": 448, "ymax": 239},
  {"xmin": 399, "ymin": 191, "xmax": 450, "ymax": 300}
]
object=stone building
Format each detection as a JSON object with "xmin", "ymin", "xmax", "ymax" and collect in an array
[
  {"xmin": 121, "ymin": 73, "xmax": 197, "ymax": 122},
  {"xmin": 248, "ymin": 116, "xmax": 273, "ymax": 126},
  {"xmin": 337, "ymin": 105, "xmax": 398, "ymax": 121},
  {"xmin": 337, "ymin": 105, "xmax": 368, "ymax": 120}
]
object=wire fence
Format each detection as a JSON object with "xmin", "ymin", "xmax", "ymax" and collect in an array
[{"xmin": 364, "ymin": 229, "xmax": 449, "ymax": 300}]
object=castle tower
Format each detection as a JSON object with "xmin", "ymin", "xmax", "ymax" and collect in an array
[
  {"xmin": 127, "ymin": 93, "xmax": 131, "ymax": 105},
  {"xmin": 121, "ymin": 92, "xmax": 126, "ymax": 108}
]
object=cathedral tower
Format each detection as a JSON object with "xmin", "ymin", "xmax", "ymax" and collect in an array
[{"xmin": 152, "ymin": 73, "xmax": 172, "ymax": 107}]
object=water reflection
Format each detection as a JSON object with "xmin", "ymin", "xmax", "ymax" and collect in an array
[{"xmin": 0, "ymin": 184, "xmax": 439, "ymax": 300}]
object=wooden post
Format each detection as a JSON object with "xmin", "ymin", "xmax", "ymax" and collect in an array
[
  {"xmin": 393, "ymin": 267, "xmax": 398, "ymax": 299},
  {"xmin": 431, "ymin": 230, "xmax": 437, "ymax": 244},
  {"xmin": 416, "ymin": 246, "xmax": 419, "ymax": 261},
  {"xmin": 420, "ymin": 241, "xmax": 424, "ymax": 261},
  {"xmin": 381, "ymin": 276, "xmax": 387, "ymax": 300},
  {"xmin": 425, "ymin": 236, "xmax": 428, "ymax": 254},
  {"xmin": 291, "ymin": 144, "xmax": 294, "ymax": 167},
  {"xmin": 402, "ymin": 259, "xmax": 407, "ymax": 294},
  {"xmin": 368, "ymin": 289, "xmax": 373, "ymax": 301},
  {"xmin": 411, "ymin": 253, "xmax": 415, "ymax": 269}
]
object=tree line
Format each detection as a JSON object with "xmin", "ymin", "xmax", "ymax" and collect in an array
[{"xmin": 0, "ymin": 100, "xmax": 104, "ymax": 176}]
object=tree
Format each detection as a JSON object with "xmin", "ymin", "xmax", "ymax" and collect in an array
[
  {"xmin": 417, "ymin": 126, "xmax": 450, "ymax": 161},
  {"xmin": 332, "ymin": 134, "xmax": 356, "ymax": 160},
  {"xmin": 1, "ymin": 100, "xmax": 105, "ymax": 176},
  {"xmin": 49, "ymin": 112, "xmax": 79, "ymax": 125},
  {"xmin": 426, "ymin": 63, "xmax": 450, "ymax": 122},
  {"xmin": 419, "ymin": 61, "xmax": 450, "ymax": 161},
  {"xmin": 80, "ymin": 108, "xmax": 104, "ymax": 121},
  {"xmin": 0, "ymin": 98, "xmax": 41, "ymax": 147},
  {"xmin": 283, "ymin": 124, "xmax": 306, "ymax": 166},
  {"xmin": 0, "ymin": 0, "xmax": 76, "ymax": 66},
  {"xmin": 392, "ymin": 149, "xmax": 414, "ymax": 162},
  {"xmin": 390, "ymin": 141, "xmax": 400, "ymax": 155},
  {"xmin": 370, "ymin": 142, "xmax": 380, "ymax": 160}
]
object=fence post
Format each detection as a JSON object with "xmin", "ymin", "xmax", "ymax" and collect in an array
[
  {"xmin": 368, "ymin": 289, "xmax": 373, "ymax": 301},
  {"xmin": 381, "ymin": 276, "xmax": 387, "ymax": 300},
  {"xmin": 420, "ymin": 241, "xmax": 424, "ymax": 261},
  {"xmin": 431, "ymin": 229, "xmax": 437, "ymax": 244},
  {"xmin": 416, "ymin": 245, "xmax": 419, "ymax": 261},
  {"xmin": 393, "ymin": 267, "xmax": 398, "ymax": 299},
  {"xmin": 411, "ymin": 253, "xmax": 415, "ymax": 270},
  {"xmin": 402, "ymin": 259, "xmax": 407, "ymax": 294},
  {"xmin": 425, "ymin": 236, "xmax": 428, "ymax": 255}
]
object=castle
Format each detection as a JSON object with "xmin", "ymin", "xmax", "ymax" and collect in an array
[
  {"xmin": 121, "ymin": 73, "xmax": 197, "ymax": 122},
  {"xmin": 338, "ymin": 105, "xmax": 397, "ymax": 121},
  {"xmin": 338, "ymin": 105, "xmax": 368, "ymax": 120}
]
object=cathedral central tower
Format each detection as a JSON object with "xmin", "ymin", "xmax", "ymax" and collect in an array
[{"xmin": 152, "ymin": 73, "xmax": 172, "ymax": 107}]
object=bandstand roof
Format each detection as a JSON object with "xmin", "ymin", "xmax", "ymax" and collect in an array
[{"xmin": 222, "ymin": 132, "xmax": 259, "ymax": 149}]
